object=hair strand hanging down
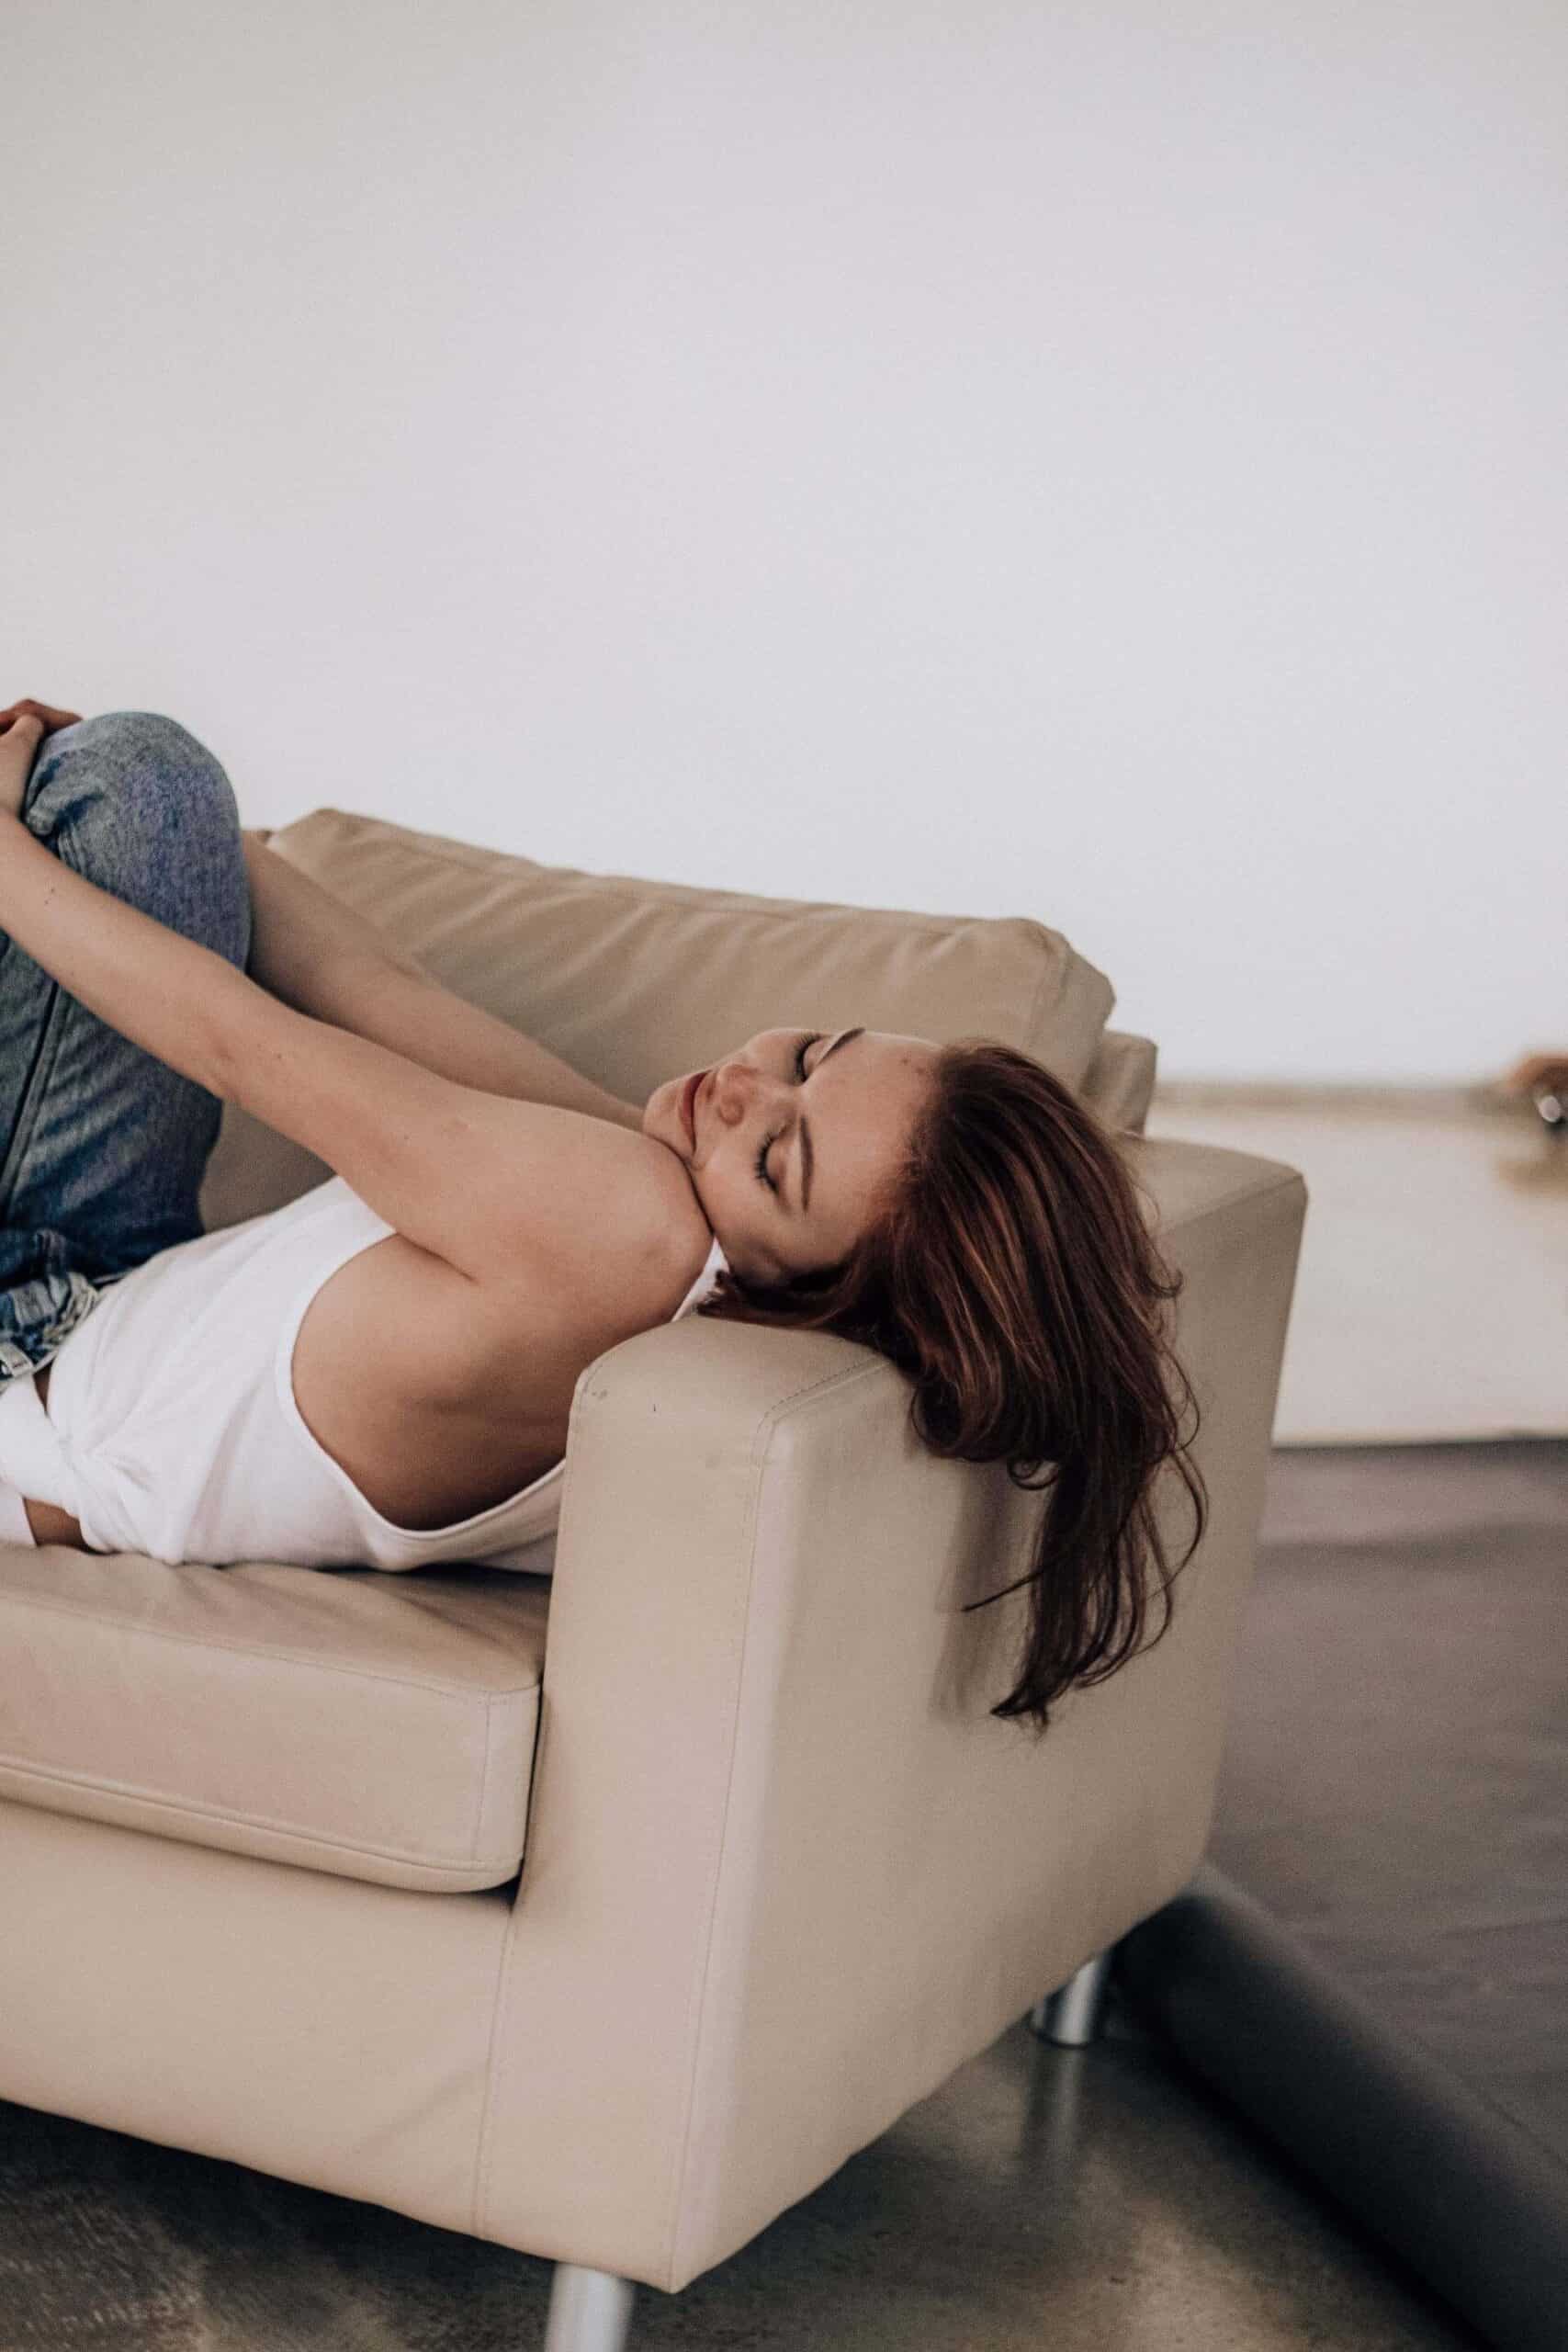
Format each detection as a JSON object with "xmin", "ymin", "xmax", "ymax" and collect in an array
[{"xmin": 700, "ymin": 1039, "xmax": 1209, "ymax": 1737}]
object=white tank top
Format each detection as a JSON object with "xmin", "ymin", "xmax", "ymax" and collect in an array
[{"xmin": 0, "ymin": 1175, "xmax": 728, "ymax": 1570}]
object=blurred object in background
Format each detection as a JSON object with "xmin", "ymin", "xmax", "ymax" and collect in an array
[{"xmin": 1487, "ymin": 1049, "xmax": 1568, "ymax": 1140}]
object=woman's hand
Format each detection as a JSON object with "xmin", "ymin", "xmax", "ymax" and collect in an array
[
  {"xmin": 0, "ymin": 713, "xmax": 47, "ymax": 820},
  {"xmin": 0, "ymin": 699, "xmax": 82, "ymax": 820},
  {"xmin": 0, "ymin": 697, "xmax": 82, "ymax": 735}
]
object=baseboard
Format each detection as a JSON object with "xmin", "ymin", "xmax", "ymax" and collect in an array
[{"xmin": 1151, "ymin": 1080, "xmax": 1524, "ymax": 1121}]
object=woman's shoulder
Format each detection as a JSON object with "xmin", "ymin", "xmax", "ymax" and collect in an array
[{"xmin": 493, "ymin": 1128, "xmax": 716, "ymax": 1335}]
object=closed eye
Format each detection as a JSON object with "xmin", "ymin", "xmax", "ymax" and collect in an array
[{"xmin": 754, "ymin": 1031, "xmax": 818, "ymax": 1193}]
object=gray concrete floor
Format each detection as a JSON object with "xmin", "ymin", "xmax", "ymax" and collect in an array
[{"xmin": 0, "ymin": 1989, "xmax": 1485, "ymax": 2351}]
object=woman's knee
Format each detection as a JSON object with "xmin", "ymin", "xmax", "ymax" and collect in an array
[
  {"xmin": 32, "ymin": 708, "xmax": 229, "ymax": 808},
  {"xmin": 28, "ymin": 709, "xmax": 238, "ymax": 842},
  {"xmin": 25, "ymin": 711, "xmax": 250, "ymax": 963},
  {"xmin": 64, "ymin": 710, "xmax": 200, "ymax": 758}
]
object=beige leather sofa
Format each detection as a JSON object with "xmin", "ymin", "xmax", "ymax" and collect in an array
[{"xmin": 0, "ymin": 812, "xmax": 1307, "ymax": 2351}]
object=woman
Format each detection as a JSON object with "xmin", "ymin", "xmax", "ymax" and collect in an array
[{"xmin": 0, "ymin": 702, "xmax": 1205, "ymax": 1734}]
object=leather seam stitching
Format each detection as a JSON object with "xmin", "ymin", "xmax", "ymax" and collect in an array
[
  {"xmin": 471, "ymin": 1838, "xmax": 524, "ymax": 2233},
  {"xmin": 665, "ymin": 1357, "xmax": 883, "ymax": 2281},
  {"xmin": 1021, "ymin": 922, "xmax": 1068, "ymax": 1057},
  {"xmin": 0, "ymin": 1589, "xmax": 541, "ymax": 1696},
  {"xmin": 474, "ymin": 1690, "xmax": 498, "ymax": 1863},
  {"xmin": 290, "ymin": 814, "xmax": 1074, "ymax": 943},
  {"xmin": 749, "ymin": 1358, "xmax": 894, "ymax": 1459},
  {"xmin": 0, "ymin": 1752, "xmax": 519, "ymax": 1874},
  {"xmin": 1153, "ymin": 1167, "xmax": 1306, "ymax": 1240},
  {"xmin": 664, "ymin": 1433, "xmax": 768, "ymax": 2287}
]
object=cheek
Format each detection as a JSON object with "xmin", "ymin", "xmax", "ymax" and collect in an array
[
  {"xmin": 694, "ymin": 1155, "xmax": 737, "ymax": 1224},
  {"xmin": 713, "ymin": 1166, "xmax": 751, "ymax": 1230},
  {"xmin": 705, "ymin": 1165, "xmax": 764, "ymax": 1256}
]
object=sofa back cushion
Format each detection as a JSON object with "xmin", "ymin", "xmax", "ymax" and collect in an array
[{"xmin": 203, "ymin": 809, "xmax": 1116, "ymax": 1231}]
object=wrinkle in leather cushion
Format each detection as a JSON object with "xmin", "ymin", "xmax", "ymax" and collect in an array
[{"xmin": 0, "ymin": 1552, "xmax": 548, "ymax": 1892}]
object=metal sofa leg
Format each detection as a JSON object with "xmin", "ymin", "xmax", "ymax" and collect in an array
[
  {"xmin": 1029, "ymin": 1948, "xmax": 1114, "ymax": 2046},
  {"xmin": 544, "ymin": 2263, "xmax": 636, "ymax": 2352}
]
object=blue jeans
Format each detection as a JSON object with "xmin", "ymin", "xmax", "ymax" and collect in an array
[{"xmin": 0, "ymin": 711, "xmax": 251, "ymax": 1385}]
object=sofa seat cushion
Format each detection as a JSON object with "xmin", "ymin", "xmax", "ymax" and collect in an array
[{"xmin": 0, "ymin": 1550, "xmax": 549, "ymax": 1892}]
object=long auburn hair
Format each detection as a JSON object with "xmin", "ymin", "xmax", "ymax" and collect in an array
[{"xmin": 696, "ymin": 1039, "xmax": 1208, "ymax": 1737}]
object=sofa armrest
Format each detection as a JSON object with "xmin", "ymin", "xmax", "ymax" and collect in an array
[
  {"xmin": 1079, "ymin": 1025, "xmax": 1158, "ymax": 1135},
  {"xmin": 476, "ymin": 1136, "xmax": 1307, "ymax": 2290}
]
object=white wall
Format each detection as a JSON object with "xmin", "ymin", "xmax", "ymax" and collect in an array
[{"xmin": 6, "ymin": 0, "xmax": 1562, "ymax": 1081}]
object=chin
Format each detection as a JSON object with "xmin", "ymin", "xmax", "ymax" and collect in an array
[{"xmin": 660, "ymin": 1070, "xmax": 700, "ymax": 1161}]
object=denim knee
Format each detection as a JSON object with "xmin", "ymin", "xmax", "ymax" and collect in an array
[
  {"xmin": 27, "ymin": 709, "xmax": 239, "ymax": 841},
  {"xmin": 38, "ymin": 709, "xmax": 207, "ymax": 766},
  {"xmin": 22, "ymin": 710, "xmax": 249, "ymax": 963},
  {"xmin": 67, "ymin": 710, "xmax": 202, "ymax": 758}
]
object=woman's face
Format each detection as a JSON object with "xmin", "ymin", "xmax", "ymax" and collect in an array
[{"xmin": 644, "ymin": 1026, "xmax": 940, "ymax": 1284}]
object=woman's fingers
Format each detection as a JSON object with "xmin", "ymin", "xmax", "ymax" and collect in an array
[
  {"xmin": 3, "ymin": 699, "xmax": 85, "ymax": 730},
  {"xmin": 0, "ymin": 712, "xmax": 48, "ymax": 817},
  {"xmin": 0, "ymin": 698, "xmax": 84, "ymax": 735}
]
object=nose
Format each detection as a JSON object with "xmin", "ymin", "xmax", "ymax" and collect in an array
[{"xmin": 710, "ymin": 1057, "xmax": 780, "ymax": 1125}]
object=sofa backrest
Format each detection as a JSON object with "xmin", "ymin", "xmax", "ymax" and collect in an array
[{"xmin": 201, "ymin": 809, "xmax": 1141, "ymax": 1233}]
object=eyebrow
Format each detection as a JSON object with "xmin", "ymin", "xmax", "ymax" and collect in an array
[{"xmin": 796, "ymin": 1027, "xmax": 865, "ymax": 1216}]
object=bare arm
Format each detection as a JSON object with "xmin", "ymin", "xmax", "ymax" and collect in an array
[
  {"xmin": 0, "ymin": 805, "xmax": 701, "ymax": 1286},
  {"xmin": 242, "ymin": 832, "xmax": 647, "ymax": 1132}
]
